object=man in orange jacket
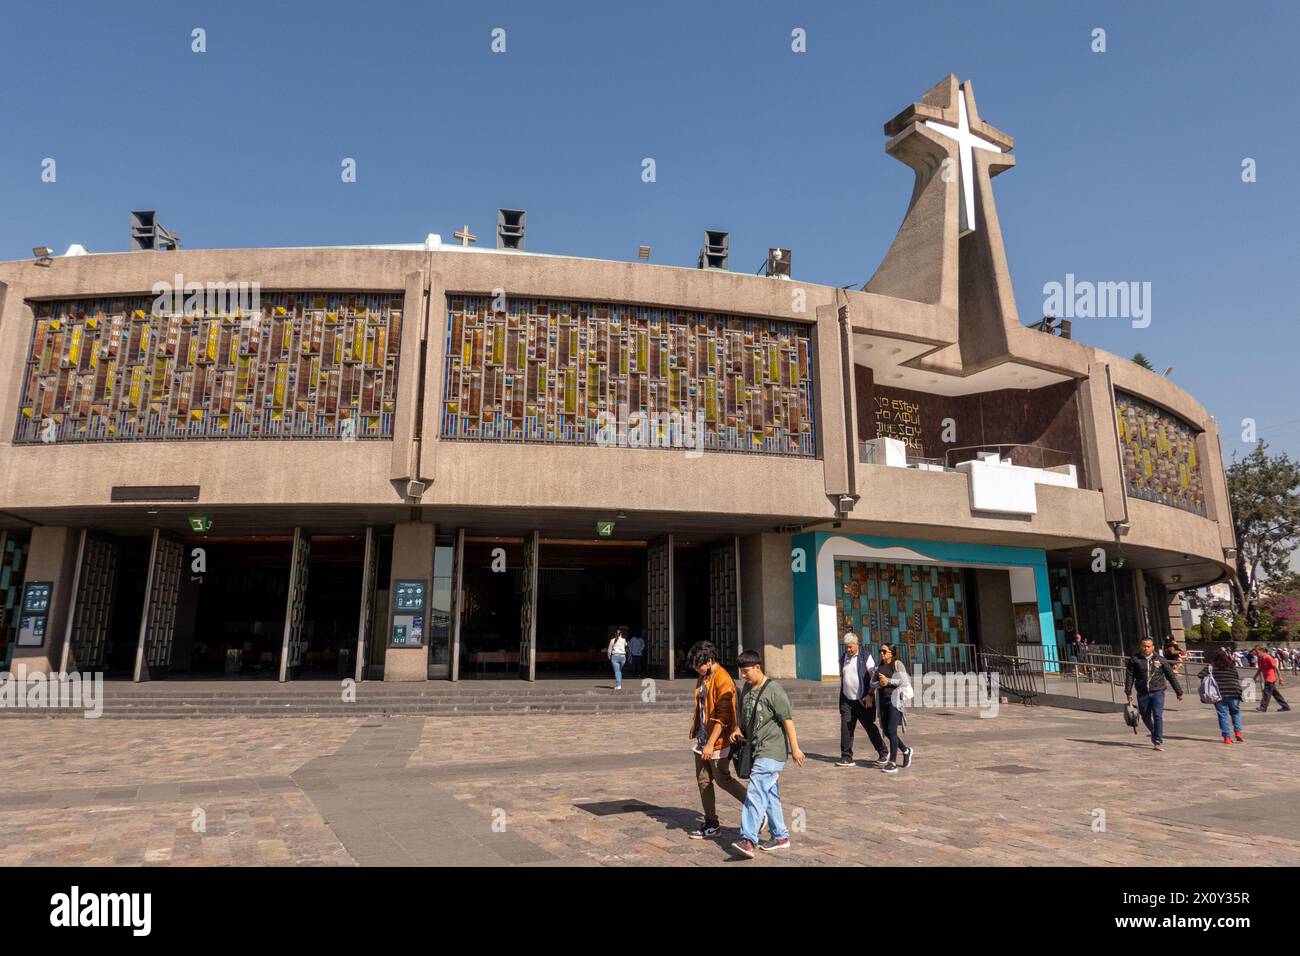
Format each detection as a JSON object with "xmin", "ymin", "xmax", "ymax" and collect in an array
[{"xmin": 686, "ymin": 641, "xmax": 747, "ymax": 840}]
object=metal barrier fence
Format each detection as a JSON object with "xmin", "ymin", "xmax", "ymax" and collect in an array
[
  {"xmin": 978, "ymin": 652, "xmax": 1047, "ymax": 703},
  {"xmin": 892, "ymin": 643, "xmax": 977, "ymax": 674},
  {"xmin": 978, "ymin": 650, "xmax": 1269, "ymax": 708}
]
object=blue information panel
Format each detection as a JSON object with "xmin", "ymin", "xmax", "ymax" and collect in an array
[{"xmin": 21, "ymin": 582, "xmax": 52, "ymax": 614}]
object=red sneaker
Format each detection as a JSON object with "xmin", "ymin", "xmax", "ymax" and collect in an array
[
  {"xmin": 1235, "ymin": 733, "xmax": 1245, "ymax": 742},
  {"xmin": 1222, "ymin": 736, "xmax": 1233, "ymax": 744}
]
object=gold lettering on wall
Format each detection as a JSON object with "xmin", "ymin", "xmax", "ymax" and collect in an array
[{"xmin": 874, "ymin": 395, "xmax": 923, "ymax": 450}]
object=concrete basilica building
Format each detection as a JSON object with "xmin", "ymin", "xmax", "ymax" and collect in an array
[{"xmin": 0, "ymin": 76, "xmax": 1236, "ymax": 684}]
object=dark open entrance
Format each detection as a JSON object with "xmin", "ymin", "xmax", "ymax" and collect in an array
[
  {"xmin": 534, "ymin": 539, "xmax": 647, "ymax": 678},
  {"xmin": 169, "ymin": 534, "xmax": 366, "ymax": 679},
  {"xmin": 673, "ymin": 543, "xmax": 710, "ymax": 668},
  {"xmin": 103, "ymin": 535, "xmax": 151, "ymax": 677},
  {"xmin": 458, "ymin": 538, "xmax": 525, "ymax": 678},
  {"xmin": 174, "ymin": 537, "xmax": 292, "ymax": 677},
  {"xmin": 298, "ymin": 535, "xmax": 365, "ymax": 679}
]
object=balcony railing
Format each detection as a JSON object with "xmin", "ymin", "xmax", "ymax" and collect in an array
[
  {"xmin": 944, "ymin": 443, "xmax": 1078, "ymax": 472},
  {"xmin": 860, "ymin": 440, "xmax": 1080, "ymax": 474}
]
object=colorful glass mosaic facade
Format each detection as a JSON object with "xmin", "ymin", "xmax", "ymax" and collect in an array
[
  {"xmin": 1115, "ymin": 391, "xmax": 1205, "ymax": 516},
  {"xmin": 835, "ymin": 560, "xmax": 967, "ymax": 656},
  {"xmin": 441, "ymin": 295, "xmax": 816, "ymax": 456},
  {"xmin": 14, "ymin": 293, "xmax": 402, "ymax": 443},
  {"xmin": 1047, "ymin": 564, "xmax": 1074, "ymax": 651}
]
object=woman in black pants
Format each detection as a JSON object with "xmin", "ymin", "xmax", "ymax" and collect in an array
[{"xmin": 875, "ymin": 643, "xmax": 914, "ymax": 774}]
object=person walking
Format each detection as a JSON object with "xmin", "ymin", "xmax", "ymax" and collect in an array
[
  {"xmin": 1200, "ymin": 648, "xmax": 1246, "ymax": 744},
  {"xmin": 627, "ymin": 632, "xmax": 645, "ymax": 677},
  {"xmin": 835, "ymin": 633, "xmax": 888, "ymax": 768},
  {"xmin": 685, "ymin": 641, "xmax": 747, "ymax": 840},
  {"xmin": 1254, "ymin": 646, "xmax": 1292, "ymax": 712},
  {"xmin": 1163, "ymin": 636, "xmax": 1187, "ymax": 682},
  {"xmin": 1066, "ymin": 623, "xmax": 1084, "ymax": 665},
  {"xmin": 1125, "ymin": 637, "xmax": 1185, "ymax": 751},
  {"xmin": 729, "ymin": 649, "xmax": 804, "ymax": 858},
  {"xmin": 874, "ymin": 642, "xmax": 914, "ymax": 774},
  {"xmin": 606, "ymin": 627, "xmax": 628, "ymax": 690}
]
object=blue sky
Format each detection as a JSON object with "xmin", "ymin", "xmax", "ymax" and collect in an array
[{"xmin": 2, "ymin": 0, "xmax": 1297, "ymax": 463}]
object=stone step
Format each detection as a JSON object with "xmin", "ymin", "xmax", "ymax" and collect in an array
[{"xmin": 0, "ymin": 699, "xmax": 843, "ymax": 718}]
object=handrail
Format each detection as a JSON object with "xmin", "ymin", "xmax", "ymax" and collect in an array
[{"xmin": 944, "ymin": 443, "xmax": 1077, "ymax": 471}]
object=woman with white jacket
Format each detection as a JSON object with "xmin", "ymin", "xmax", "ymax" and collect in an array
[{"xmin": 874, "ymin": 643, "xmax": 914, "ymax": 774}]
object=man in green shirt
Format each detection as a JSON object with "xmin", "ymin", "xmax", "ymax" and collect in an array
[{"xmin": 728, "ymin": 649, "xmax": 804, "ymax": 858}]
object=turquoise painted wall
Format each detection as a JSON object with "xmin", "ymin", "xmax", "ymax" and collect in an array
[{"xmin": 791, "ymin": 532, "xmax": 1057, "ymax": 679}]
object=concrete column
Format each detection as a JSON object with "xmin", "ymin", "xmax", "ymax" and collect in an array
[
  {"xmin": 389, "ymin": 270, "xmax": 429, "ymax": 491},
  {"xmin": 1079, "ymin": 361, "xmax": 1128, "ymax": 522},
  {"xmin": 384, "ymin": 521, "xmax": 434, "ymax": 681},
  {"xmin": 1201, "ymin": 418, "xmax": 1237, "ymax": 552},
  {"xmin": 814, "ymin": 305, "xmax": 851, "ymax": 506},
  {"xmin": 1167, "ymin": 592, "xmax": 1186, "ymax": 645},
  {"xmin": 739, "ymin": 532, "xmax": 795, "ymax": 679},
  {"xmin": 11, "ymin": 527, "xmax": 81, "ymax": 676}
]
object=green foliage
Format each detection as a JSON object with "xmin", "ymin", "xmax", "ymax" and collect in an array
[
  {"xmin": 1131, "ymin": 352, "xmax": 1154, "ymax": 370},
  {"xmin": 1227, "ymin": 442, "xmax": 1300, "ymax": 622}
]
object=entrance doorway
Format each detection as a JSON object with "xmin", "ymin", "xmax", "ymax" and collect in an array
[
  {"xmin": 298, "ymin": 536, "xmax": 365, "ymax": 680},
  {"xmin": 170, "ymin": 534, "xmax": 367, "ymax": 679},
  {"xmin": 458, "ymin": 538, "xmax": 525, "ymax": 678},
  {"xmin": 534, "ymin": 539, "xmax": 646, "ymax": 678},
  {"xmin": 104, "ymin": 536, "xmax": 151, "ymax": 677},
  {"xmin": 176, "ymin": 538, "xmax": 292, "ymax": 677}
]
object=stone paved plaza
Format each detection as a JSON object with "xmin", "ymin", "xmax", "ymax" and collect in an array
[{"xmin": 1, "ymin": 699, "xmax": 1298, "ymax": 867}]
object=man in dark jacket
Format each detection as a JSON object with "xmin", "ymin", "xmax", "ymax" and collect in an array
[
  {"xmin": 834, "ymin": 633, "xmax": 888, "ymax": 768},
  {"xmin": 1125, "ymin": 637, "xmax": 1184, "ymax": 751}
]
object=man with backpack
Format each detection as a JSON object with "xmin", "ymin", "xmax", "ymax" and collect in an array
[
  {"xmin": 728, "ymin": 649, "xmax": 804, "ymax": 858},
  {"xmin": 1125, "ymin": 637, "xmax": 1184, "ymax": 751}
]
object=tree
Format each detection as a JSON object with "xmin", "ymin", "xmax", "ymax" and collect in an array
[
  {"xmin": 1131, "ymin": 352, "xmax": 1154, "ymax": 370},
  {"xmin": 1226, "ymin": 442, "xmax": 1300, "ymax": 623},
  {"xmin": 1261, "ymin": 580, "xmax": 1300, "ymax": 641}
]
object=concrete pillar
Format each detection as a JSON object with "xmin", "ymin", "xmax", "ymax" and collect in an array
[
  {"xmin": 11, "ymin": 527, "xmax": 81, "ymax": 676},
  {"xmin": 383, "ymin": 521, "xmax": 434, "ymax": 681},
  {"xmin": 1167, "ymin": 592, "xmax": 1186, "ymax": 645},
  {"xmin": 974, "ymin": 569, "xmax": 1016, "ymax": 654},
  {"xmin": 739, "ymin": 533, "xmax": 795, "ymax": 679}
]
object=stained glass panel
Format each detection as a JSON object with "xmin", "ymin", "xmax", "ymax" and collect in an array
[
  {"xmin": 1115, "ymin": 391, "xmax": 1205, "ymax": 515},
  {"xmin": 14, "ymin": 292, "xmax": 402, "ymax": 443},
  {"xmin": 441, "ymin": 295, "xmax": 817, "ymax": 457}
]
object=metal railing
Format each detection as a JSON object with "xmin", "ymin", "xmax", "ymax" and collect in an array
[
  {"xmin": 891, "ymin": 642, "xmax": 977, "ymax": 674},
  {"xmin": 979, "ymin": 652, "xmax": 1047, "ymax": 703},
  {"xmin": 945, "ymin": 443, "xmax": 1078, "ymax": 471},
  {"xmin": 979, "ymin": 649, "xmax": 1270, "ymax": 708}
]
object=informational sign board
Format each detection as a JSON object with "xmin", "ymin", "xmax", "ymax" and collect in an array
[
  {"xmin": 393, "ymin": 580, "xmax": 426, "ymax": 612},
  {"xmin": 187, "ymin": 516, "xmax": 213, "ymax": 533},
  {"xmin": 17, "ymin": 615, "xmax": 46, "ymax": 647},
  {"xmin": 596, "ymin": 521, "xmax": 615, "ymax": 537},
  {"xmin": 21, "ymin": 582, "xmax": 52, "ymax": 614}
]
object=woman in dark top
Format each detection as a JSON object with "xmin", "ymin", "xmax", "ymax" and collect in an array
[{"xmin": 1200, "ymin": 648, "xmax": 1244, "ymax": 744}]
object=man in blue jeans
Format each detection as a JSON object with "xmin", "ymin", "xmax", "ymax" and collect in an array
[
  {"xmin": 728, "ymin": 649, "xmax": 805, "ymax": 858},
  {"xmin": 1125, "ymin": 637, "xmax": 1184, "ymax": 751}
]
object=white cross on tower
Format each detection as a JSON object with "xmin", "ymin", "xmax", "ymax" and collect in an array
[{"xmin": 924, "ymin": 86, "xmax": 1002, "ymax": 235}]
